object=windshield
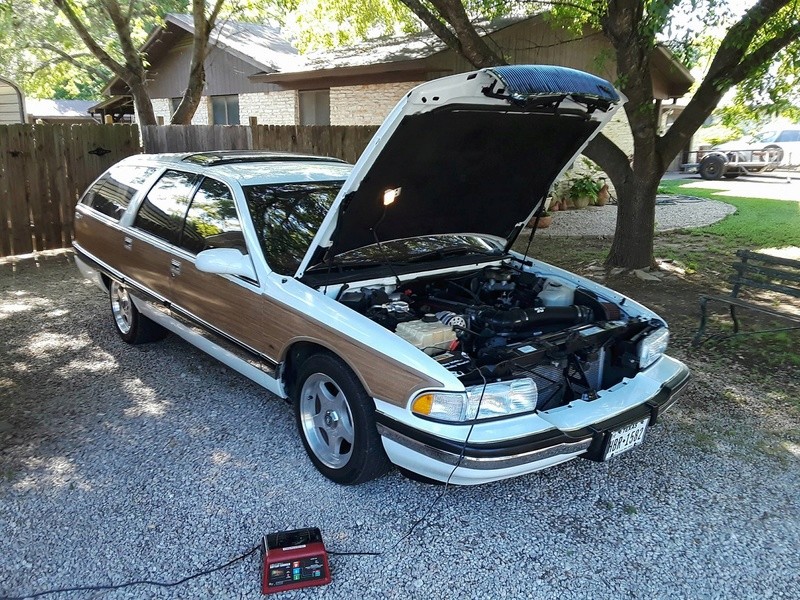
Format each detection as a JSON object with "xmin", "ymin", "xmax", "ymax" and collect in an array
[
  {"xmin": 751, "ymin": 131, "xmax": 778, "ymax": 143},
  {"xmin": 244, "ymin": 181, "xmax": 344, "ymax": 275},
  {"xmin": 307, "ymin": 234, "xmax": 505, "ymax": 272}
]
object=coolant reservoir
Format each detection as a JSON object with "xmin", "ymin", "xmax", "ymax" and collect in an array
[
  {"xmin": 538, "ymin": 280, "xmax": 575, "ymax": 307},
  {"xmin": 395, "ymin": 316, "xmax": 457, "ymax": 355}
]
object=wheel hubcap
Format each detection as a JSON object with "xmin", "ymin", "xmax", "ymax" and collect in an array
[
  {"xmin": 110, "ymin": 282, "xmax": 133, "ymax": 334},
  {"xmin": 299, "ymin": 374, "xmax": 354, "ymax": 469}
]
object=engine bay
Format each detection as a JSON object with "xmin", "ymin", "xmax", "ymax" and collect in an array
[{"xmin": 337, "ymin": 264, "xmax": 664, "ymax": 412}]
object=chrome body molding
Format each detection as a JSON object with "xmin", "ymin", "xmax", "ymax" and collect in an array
[
  {"xmin": 376, "ymin": 423, "xmax": 592, "ymax": 471},
  {"xmin": 74, "ymin": 245, "xmax": 280, "ymax": 384}
]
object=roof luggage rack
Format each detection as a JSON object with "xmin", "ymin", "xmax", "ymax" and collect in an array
[{"xmin": 182, "ymin": 151, "xmax": 346, "ymax": 166}]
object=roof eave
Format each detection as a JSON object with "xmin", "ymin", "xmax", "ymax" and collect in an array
[{"xmin": 652, "ymin": 45, "xmax": 695, "ymax": 98}]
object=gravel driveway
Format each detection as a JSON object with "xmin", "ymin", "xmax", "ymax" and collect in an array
[{"xmin": 1, "ymin": 253, "xmax": 799, "ymax": 599}]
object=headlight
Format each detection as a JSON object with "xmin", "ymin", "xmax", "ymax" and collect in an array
[
  {"xmin": 411, "ymin": 378, "xmax": 538, "ymax": 422},
  {"xmin": 638, "ymin": 327, "xmax": 669, "ymax": 369}
]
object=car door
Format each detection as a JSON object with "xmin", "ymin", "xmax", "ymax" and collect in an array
[
  {"xmin": 776, "ymin": 130, "xmax": 800, "ymax": 165},
  {"xmin": 168, "ymin": 176, "xmax": 276, "ymax": 368},
  {"xmin": 124, "ymin": 169, "xmax": 201, "ymax": 306}
]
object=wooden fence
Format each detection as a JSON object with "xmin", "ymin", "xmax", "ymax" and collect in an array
[
  {"xmin": 141, "ymin": 124, "xmax": 379, "ymax": 164},
  {"xmin": 0, "ymin": 124, "xmax": 140, "ymax": 258},
  {"xmin": 1, "ymin": 124, "xmax": 379, "ymax": 258}
]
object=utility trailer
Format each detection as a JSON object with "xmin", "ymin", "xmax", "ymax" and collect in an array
[{"xmin": 681, "ymin": 147, "xmax": 782, "ymax": 180}]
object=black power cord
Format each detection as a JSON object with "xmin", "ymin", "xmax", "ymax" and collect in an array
[
  {"xmin": 5, "ymin": 373, "xmax": 490, "ymax": 597},
  {"xmin": 0, "ymin": 545, "xmax": 259, "ymax": 600},
  {"xmin": 327, "ymin": 368, "xmax": 489, "ymax": 558}
]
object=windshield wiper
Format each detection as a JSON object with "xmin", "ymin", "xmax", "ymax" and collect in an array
[
  {"xmin": 406, "ymin": 246, "xmax": 505, "ymax": 263},
  {"xmin": 306, "ymin": 259, "xmax": 392, "ymax": 273}
]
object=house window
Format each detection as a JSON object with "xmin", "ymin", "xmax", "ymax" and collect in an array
[
  {"xmin": 299, "ymin": 90, "xmax": 330, "ymax": 126},
  {"xmin": 170, "ymin": 97, "xmax": 182, "ymax": 116},
  {"xmin": 211, "ymin": 95, "xmax": 240, "ymax": 125}
]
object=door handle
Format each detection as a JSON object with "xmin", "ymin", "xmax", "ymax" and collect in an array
[
  {"xmin": 123, "ymin": 237, "xmax": 132, "ymax": 251},
  {"xmin": 170, "ymin": 259, "xmax": 181, "ymax": 277}
]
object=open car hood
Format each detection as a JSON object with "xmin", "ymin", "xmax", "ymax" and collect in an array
[{"xmin": 296, "ymin": 65, "xmax": 624, "ymax": 277}]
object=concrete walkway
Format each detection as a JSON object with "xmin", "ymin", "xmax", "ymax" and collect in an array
[{"xmin": 664, "ymin": 171, "xmax": 800, "ymax": 203}]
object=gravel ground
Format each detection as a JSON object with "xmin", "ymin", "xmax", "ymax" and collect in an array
[
  {"xmin": 532, "ymin": 196, "xmax": 737, "ymax": 237},
  {"xmin": 1, "ymin": 253, "xmax": 799, "ymax": 599}
]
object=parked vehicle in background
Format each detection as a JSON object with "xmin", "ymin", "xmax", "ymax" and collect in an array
[
  {"xmin": 686, "ymin": 125, "xmax": 800, "ymax": 180},
  {"xmin": 72, "ymin": 65, "xmax": 690, "ymax": 486}
]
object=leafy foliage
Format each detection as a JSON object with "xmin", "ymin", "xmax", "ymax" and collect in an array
[
  {"xmin": 0, "ymin": 0, "xmax": 188, "ymax": 98},
  {"xmin": 0, "ymin": 0, "xmax": 281, "ymax": 99}
]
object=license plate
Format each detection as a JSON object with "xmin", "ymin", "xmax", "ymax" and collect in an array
[{"xmin": 604, "ymin": 417, "xmax": 649, "ymax": 460}]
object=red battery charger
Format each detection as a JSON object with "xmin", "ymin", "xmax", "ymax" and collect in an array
[{"xmin": 260, "ymin": 528, "xmax": 331, "ymax": 594}]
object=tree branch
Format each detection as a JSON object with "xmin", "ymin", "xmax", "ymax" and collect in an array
[
  {"xmin": 51, "ymin": 0, "xmax": 127, "ymax": 79},
  {"xmin": 727, "ymin": 21, "xmax": 800, "ymax": 83},
  {"xmin": 429, "ymin": 0, "xmax": 506, "ymax": 66},
  {"xmin": 515, "ymin": 0, "xmax": 603, "ymax": 19},
  {"xmin": 703, "ymin": 0, "xmax": 792, "ymax": 85},
  {"xmin": 582, "ymin": 132, "xmax": 633, "ymax": 190},
  {"xmin": 398, "ymin": 0, "xmax": 461, "ymax": 51},
  {"xmin": 100, "ymin": 0, "xmax": 146, "ymax": 81},
  {"xmin": 659, "ymin": 0, "xmax": 798, "ymax": 162},
  {"xmin": 36, "ymin": 43, "xmax": 110, "ymax": 82}
]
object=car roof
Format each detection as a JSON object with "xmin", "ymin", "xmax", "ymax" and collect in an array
[
  {"xmin": 119, "ymin": 151, "xmax": 352, "ymax": 186},
  {"xmin": 760, "ymin": 125, "xmax": 800, "ymax": 132}
]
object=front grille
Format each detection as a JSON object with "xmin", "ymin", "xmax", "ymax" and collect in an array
[{"xmin": 515, "ymin": 348, "xmax": 605, "ymax": 410}]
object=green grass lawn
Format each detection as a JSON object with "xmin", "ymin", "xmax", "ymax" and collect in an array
[
  {"xmin": 657, "ymin": 179, "xmax": 800, "ymax": 382},
  {"xmin": 658, "ymin": 179, "xmax": 800, "ymax": 249}
]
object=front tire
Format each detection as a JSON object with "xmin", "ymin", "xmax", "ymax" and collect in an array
[
  {"xmin": 294, "ymin": 354, "xmax": 390, "ymax": 485},
  {"xmin": 109, "ymin": 281, "xmax": 167, "ymax": 344}
]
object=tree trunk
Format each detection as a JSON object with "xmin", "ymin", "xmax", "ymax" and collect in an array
[
  {"xmin": 171, "ymin": 0, "xmax": 224, "ymax": 124},
  {"xmin": 129, "ymin": 80, "xmax": 157, "ymax": 126},
  {"xmin": 604, "ymin": 169, "xmax": 660, "ymax": 268}
]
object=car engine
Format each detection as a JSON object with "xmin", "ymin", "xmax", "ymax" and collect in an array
[{"xmin": 338, "ymin": 264, "xmax": 664, "ymax": 411}]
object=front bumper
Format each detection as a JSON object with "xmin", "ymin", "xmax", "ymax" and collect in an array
[{"xmin": 377, "ymin": 360, "xmax": 691, "ymax": 485}]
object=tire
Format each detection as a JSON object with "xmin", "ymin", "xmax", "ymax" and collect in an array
[
  {"xmin": 294, "ymin": 354, "xmax": 391, "ymax": 485},
  {"xmin": 699, "ymin": 155, "xmax": 726, "ymax": 180},
  {"xmin": 764, "ymin": 144, "xmax": 784, "ymax": 165},
  {"xmin": 109, "ymin": 280, "xmax": 167, "ymax": 344}
]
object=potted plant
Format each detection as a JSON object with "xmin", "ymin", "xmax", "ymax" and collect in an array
[
  {"xmin": 528, "ymin": 211, "xmax": 553, "ymax": 228},
  {"xmin": 595, "ymin": 177, "xmax": 610, "ymax": 206},
  {"xmin": 567, "ymin": 175, "xmax": 601, "ymax": 209}
]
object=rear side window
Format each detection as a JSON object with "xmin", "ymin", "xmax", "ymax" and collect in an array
[
  {"xmin": 81, "ymin": 165, "xmax": 156, "ymax": 220},
  {"xmin": 134, "ymin": 170, "xmax": 200, "ymax": 244},
  {"xmin": 180, "ymin": 178, "xmax": 245, "ymax": 255},
  {"xmin": 777, "ymin": 130, "xmax": 800, "ymax": 142}
]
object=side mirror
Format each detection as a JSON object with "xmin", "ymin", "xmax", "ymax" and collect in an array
[{"xmin": 195, "ymin": 248, "xmax": 257, "ymax": 280}]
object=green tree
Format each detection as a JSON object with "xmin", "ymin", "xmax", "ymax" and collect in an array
[
  {"xmin": 50, "ymin": 0, "xmax": 224, "ymax": 125},
  {"xmin": 291, "ymin": 0, "xmax": 800, "ymax": 268}
]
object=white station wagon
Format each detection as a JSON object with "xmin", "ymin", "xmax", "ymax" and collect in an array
[{"xmin": 74, "ymin": 65, "xmax": 690, "ymax": 485}]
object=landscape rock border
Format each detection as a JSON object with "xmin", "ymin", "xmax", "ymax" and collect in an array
[{"xmin": 532, "ymin": 196, "xmax": 736, "ymax": 237}]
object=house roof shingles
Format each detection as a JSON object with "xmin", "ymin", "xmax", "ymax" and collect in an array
[{"xmin": 163, "ymin": 14, "xmax": 298, "ymax": 74}]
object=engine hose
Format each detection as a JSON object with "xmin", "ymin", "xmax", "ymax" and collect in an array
[{"xmin": 471, "ymin": 305, "xmax": 593, "ymax": 333}]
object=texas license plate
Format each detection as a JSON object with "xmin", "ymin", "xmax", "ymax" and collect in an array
[{"xmin": 604, "ymin": 417, "xmax": 649, "ymax": 460}]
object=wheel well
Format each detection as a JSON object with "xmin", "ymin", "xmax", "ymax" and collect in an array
[
  {"xmin": 281, "ymin": 342, "xmax": 334, "ymax": 401},
  {"xmin": 100, "ymin": 273, "xmax": 111, "ymax": 292},
  {"xmin": 281, "ymin": 342, "xmax": 369, "ymax": 403}
]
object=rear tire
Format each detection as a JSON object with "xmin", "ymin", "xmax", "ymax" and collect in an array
[
  {"xmin": 109, "ymin": 281, "xmax": 167, "ymax": 344},
  {"xmin": 294, "ymin": 354, "xmax": 391, "ymax": 485},
  {"xmin": 764, "ymin": 144, "xmax": 784, "ymax": 165},
  {"xmin": 699, "ymin": 155, "xmax": 726, "ymax": 180}
]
